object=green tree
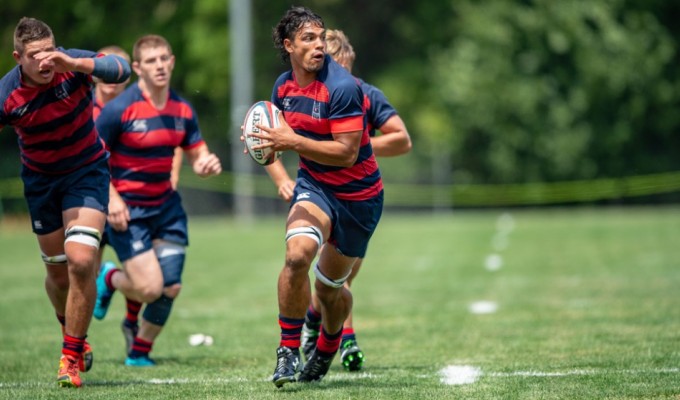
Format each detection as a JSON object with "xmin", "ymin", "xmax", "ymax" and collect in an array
[{"xmin": 431, "ymin": 0, "xmax": 680, "ymax": 183}]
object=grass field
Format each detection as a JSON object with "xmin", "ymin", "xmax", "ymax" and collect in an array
[{"xmin": 0, "ymin": 207, "xmax": 678, "ymax": 399}]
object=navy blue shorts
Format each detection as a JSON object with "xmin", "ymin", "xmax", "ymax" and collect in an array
[
  {"xmin": 107, "ymin": 192, "xmax": 188, "ymax": 262},
  {"xmin": 22, "ymin": 158, "xmax": 110, "ymax": 235},
  {"xmin": 291, "ymin": 176, "xmax": 383, "ymax": 258}
]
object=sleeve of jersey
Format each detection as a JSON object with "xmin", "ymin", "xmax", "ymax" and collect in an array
[
  {"xmin": 181, "ymin": 107, "xmax": 205, "ymax": 150},
  {"xmin": 367, "ymin": 85, "xmax": 398, "ymax": 128},
  {"xmin": 329, "ymin": 81, "xmax": 364, "ymax": 134},
  {"xmin": 95, "ymin": 104, "xmax": 122, "ymax": 148}
]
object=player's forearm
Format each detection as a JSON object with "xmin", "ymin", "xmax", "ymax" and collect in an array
[
  {"xmin": 265, "ymin": 161, "xmax": 292, "ymax": 186},
  {"xmin": 371, "ymin": 132, "xmax": 412, "ymax": 157},
  {"xmin": 293, "ymin": 134, "xmax": 359, "ymax": 167}
]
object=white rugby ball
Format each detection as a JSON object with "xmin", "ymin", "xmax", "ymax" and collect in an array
[{"xmin": 242, "ymin": 100, "xmax": 283, "ymax": 165}]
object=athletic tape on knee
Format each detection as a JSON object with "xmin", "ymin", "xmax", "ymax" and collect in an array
[
  {"xmin": 142, "ymin": 294, "xmax": 174, "ymax": 326},
  {"xmin": 314, "ymin": 263, "xmax": 351, "ymax": 289},
  {"xmin": 65, "ymin": 226, "xmax": 101, "ymax": 249},
  {"xmin": 285, "ymin": 226, "xmax": 323, "ymax": 248},
  {"xmin": 41, "ymin": 252, "xmax": 67, "ymax": 264},
  {"xmin": 154, "ymin": 242, "xmax": 185, "ymax": 286}
]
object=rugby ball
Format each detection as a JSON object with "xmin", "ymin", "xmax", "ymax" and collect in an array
[{"xmin": 242, "ymin": 100, "xmax": 283, "ymax": 165}]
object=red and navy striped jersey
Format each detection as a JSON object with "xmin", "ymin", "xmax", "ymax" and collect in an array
[
  {"xmin": 96, "ymin": 84, "xmax": 205, "ymax": 206},
  {"xmin": 93, "ymin": 95, "xmax": 105, "ymax": 121},
  {"xmin": 360, "ymin": 80, "xmax": 398, "ymax": 138},
  {"xmin": 0, "ymin": 48, "xmax": 107, "ymax": 174},
  {"xmin": 271, "ymin": 55, "xmax": 383, "ymax": 201}
]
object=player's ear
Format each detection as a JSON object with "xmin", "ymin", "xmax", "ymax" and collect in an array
[
  {"xmin": 131, "ymin": 61, "xmax": 141, "ymax": 76},
  {"xmin": 12, "ymin": 50, "xmax": 21, "ymax": 64},
  {"xmin": 283, "ymin": 38, "xmax": 293, "ymax": 54}
]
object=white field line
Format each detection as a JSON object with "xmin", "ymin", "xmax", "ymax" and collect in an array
[
  {"xmin": 439, "ymin": 365, "xmax": 680, "ymax": 385},
  {"xmin": 0, "ymin": 367, "xmax": 677, "ymax": 389}
]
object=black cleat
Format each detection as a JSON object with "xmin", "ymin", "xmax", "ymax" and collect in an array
[
  {"xmin": 272, "ymin": 346, "xmax": 302, "ymax": 388},
  {"xmin": 298, "ymin": 349, "xmax": 335, "ymax": 383},
  {"xmin": 340, "ymin": 339, "xmax": 364, "ymax": 371},
  {"xmin": 300, "ymin": 324, "xmax": 319, "ymax": 362}
]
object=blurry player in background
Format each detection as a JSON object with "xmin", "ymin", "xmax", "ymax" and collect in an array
[
  {"xmin": 93, "ymin": 34, "xmax": 221, "ymax": 366},
  {"xmin": 93, "ymin": 44, "xmax": 183, "ymax": 298},
  {"xmin": 265, "ymin": 29, "xmax": 412, "ymax": 372},
  {"xmin": 0, "ymin": 17, "xmax": 130, "ymax": 388},
  {"xmin": 250, "ymin": 6, "xmax": 384, "ymax": 387},
  {"xmin": 93, "ymin": 45, "xmax": 131, "ymax": 120}
]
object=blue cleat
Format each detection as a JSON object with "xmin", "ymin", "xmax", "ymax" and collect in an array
[
  {"xmin": 125, "ymin": 355, "xmax": 156, "ymax": 367},
  {"xmin": 93, "ymin": 261, "xmax": 117, "ymax": 320}
]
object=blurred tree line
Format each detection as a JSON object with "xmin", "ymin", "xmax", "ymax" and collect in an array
[{"xmin": 1, "ymin": 0, "xmax": 678, "ymax": 189}]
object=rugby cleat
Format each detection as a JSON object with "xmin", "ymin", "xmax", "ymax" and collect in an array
[
  {"xmin": 80, "ymin": 341, "xmax": 93, "ymax": 372},
  {"xmin": 300, "ymin": 324, "xmax": 319, "ymax": 362},
  {"xmin": 93, "ymin": 261, "xmax": 117, "ymax": 320},
  {"xmin": 57, "ymin": 355, "xmax": 82, "ymax": 388},
  {"xmin": 298, "ymin": 349, "xmax": 335, "ymax": 383},
  {"xmin": 121, "ymin": 320, "xmax": 139, "ymax": 355},
  {"xmin": 272, "ymin": 346, "xmax": 302, "ymax": 388},
  {"xmin": 125, "ymin": 354, "xmax": 156, "ymax": 367},
  {"xmin": 340, "ymin": 339, "xmax": 364, "ymax": 371}
]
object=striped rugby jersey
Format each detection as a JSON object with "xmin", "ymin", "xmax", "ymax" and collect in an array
[
  {"xmin": 272, "ymin": 55, "xmax": 383, "ymax": 201},
  {"xmin": 0, "ymin": 48, "xmax": 107, "ymax": 174},
  {"xmin": 96, "ymin": 84, "xmax": 205, "ymax": 206},
  {"xmin": 360, "ymin": 79, "xmax": 398, "ymax": 138}
]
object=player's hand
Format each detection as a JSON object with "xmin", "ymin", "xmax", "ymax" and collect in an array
[
  {"xmin": 278, "ymin": 179, "xmax": 295, "ymax": 202},
  {"xmin": 193, "ymin": 153, "xmax": 222, "ymax": 177},
  {"xmin": 107, "ymin": 193, "xmax": 130, "ymax": 232},
  {"xmin": 252, "ymin": 113, "xmax": 296, "ymax": 151},
  {"xmin": 33, "ymin": 50, "xmax": 78, "ymax": 74}
]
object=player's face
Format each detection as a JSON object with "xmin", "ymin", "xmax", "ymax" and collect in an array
[
  {"xmin": 286, "ymin": 23, "xmax": 325, "ymax": 74},
  {"xmin": 133, "ymin": 46, "xmax": 175, "ymax": 90},
  {"xmin": 13, "ymin": 37, "xmax": 56, "ymax": 87}
]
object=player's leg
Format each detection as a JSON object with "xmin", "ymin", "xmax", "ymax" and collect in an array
[
  {"xmin": 126, "ymin": 240, "xmax": 185, "ymax": 367},
  {"xmin": 57, "ymin": 207, "xmax": 106, "ymax": 387},
  {"xmin": 272, "ymin": 200, "xmax": 331, "ymax": 388},
  {"xmin": 298, "ymin": 244, "xmax": 355, "ymax": 383},
  {"xmin": 340, "ymin": 257, "xmax": 364, "ymax": 371}
]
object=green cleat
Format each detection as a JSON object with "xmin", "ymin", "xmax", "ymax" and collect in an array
[{"xmin": 340, "ymin": 339, "xmax": 364, "ymax": 371}]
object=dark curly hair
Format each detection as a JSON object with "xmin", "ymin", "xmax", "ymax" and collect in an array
[{"xmin": 272, "ymin": 6, "xmax": 324, "ymax": 64}]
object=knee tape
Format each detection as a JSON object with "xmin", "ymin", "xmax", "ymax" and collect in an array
[
  {"xmin": 314, "ymin": 263, "xmax": 351, "ymax": 289},
  {"xmin": 41, "ymin": 252, "xmax": 67, "ymax": 265},
  {"xmin": 142, "ymin": 294, "xmax": 174, "ymax": 326},
  {"xmin": 285, "ymin": 226, "xmax": 323, "ymax": 248},
  {"xmin": 154, "ymin": 242, "xmax": 185, "ymax": 286},
  {"xmin": 65, "ymin": 225, "xmax": 101, "ymax": 249}
]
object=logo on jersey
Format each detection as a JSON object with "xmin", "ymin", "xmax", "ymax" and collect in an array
[
  {"xmin": 131, "ymin": 120, "xmax": 148, "ymax": 132},
  {"xmin": 296, "ymin": 192, "xmax": 310, "ymax": 200},
  {"xmin": 174, "ymin": 117, "xmax": 185, "ymax": 132},
  {"xmin": 13, "ymin": 104, "xmax": 29, "ymax": 119},
  {"xmin": 312, "ymin": 101, "xmax": 321, "ymax": 120},
  {"xmin": 55, "ymin": 84, "xmax": 68, "ymax": 100},
  {"xmin": 282, "ymin": 98, "xmax": 291, "ymax": 110}
]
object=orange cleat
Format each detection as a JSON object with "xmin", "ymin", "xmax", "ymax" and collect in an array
[
  {"xmin": 80, "ymin": 341, "xmax": 93, "ymax": 372},
  {"xmin": 57, "ymin": 355, "xmax": 82, "ymax": 388}
]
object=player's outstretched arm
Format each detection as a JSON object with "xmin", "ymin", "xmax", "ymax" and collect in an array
[{"xmin": 33, "ymin": 52, "xmax": 130, "ymax": 83}]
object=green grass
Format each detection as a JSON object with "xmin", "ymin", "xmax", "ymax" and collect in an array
[{"xmin": 0, "ymin": 207, "xmax": 679, "ymax": 399}]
